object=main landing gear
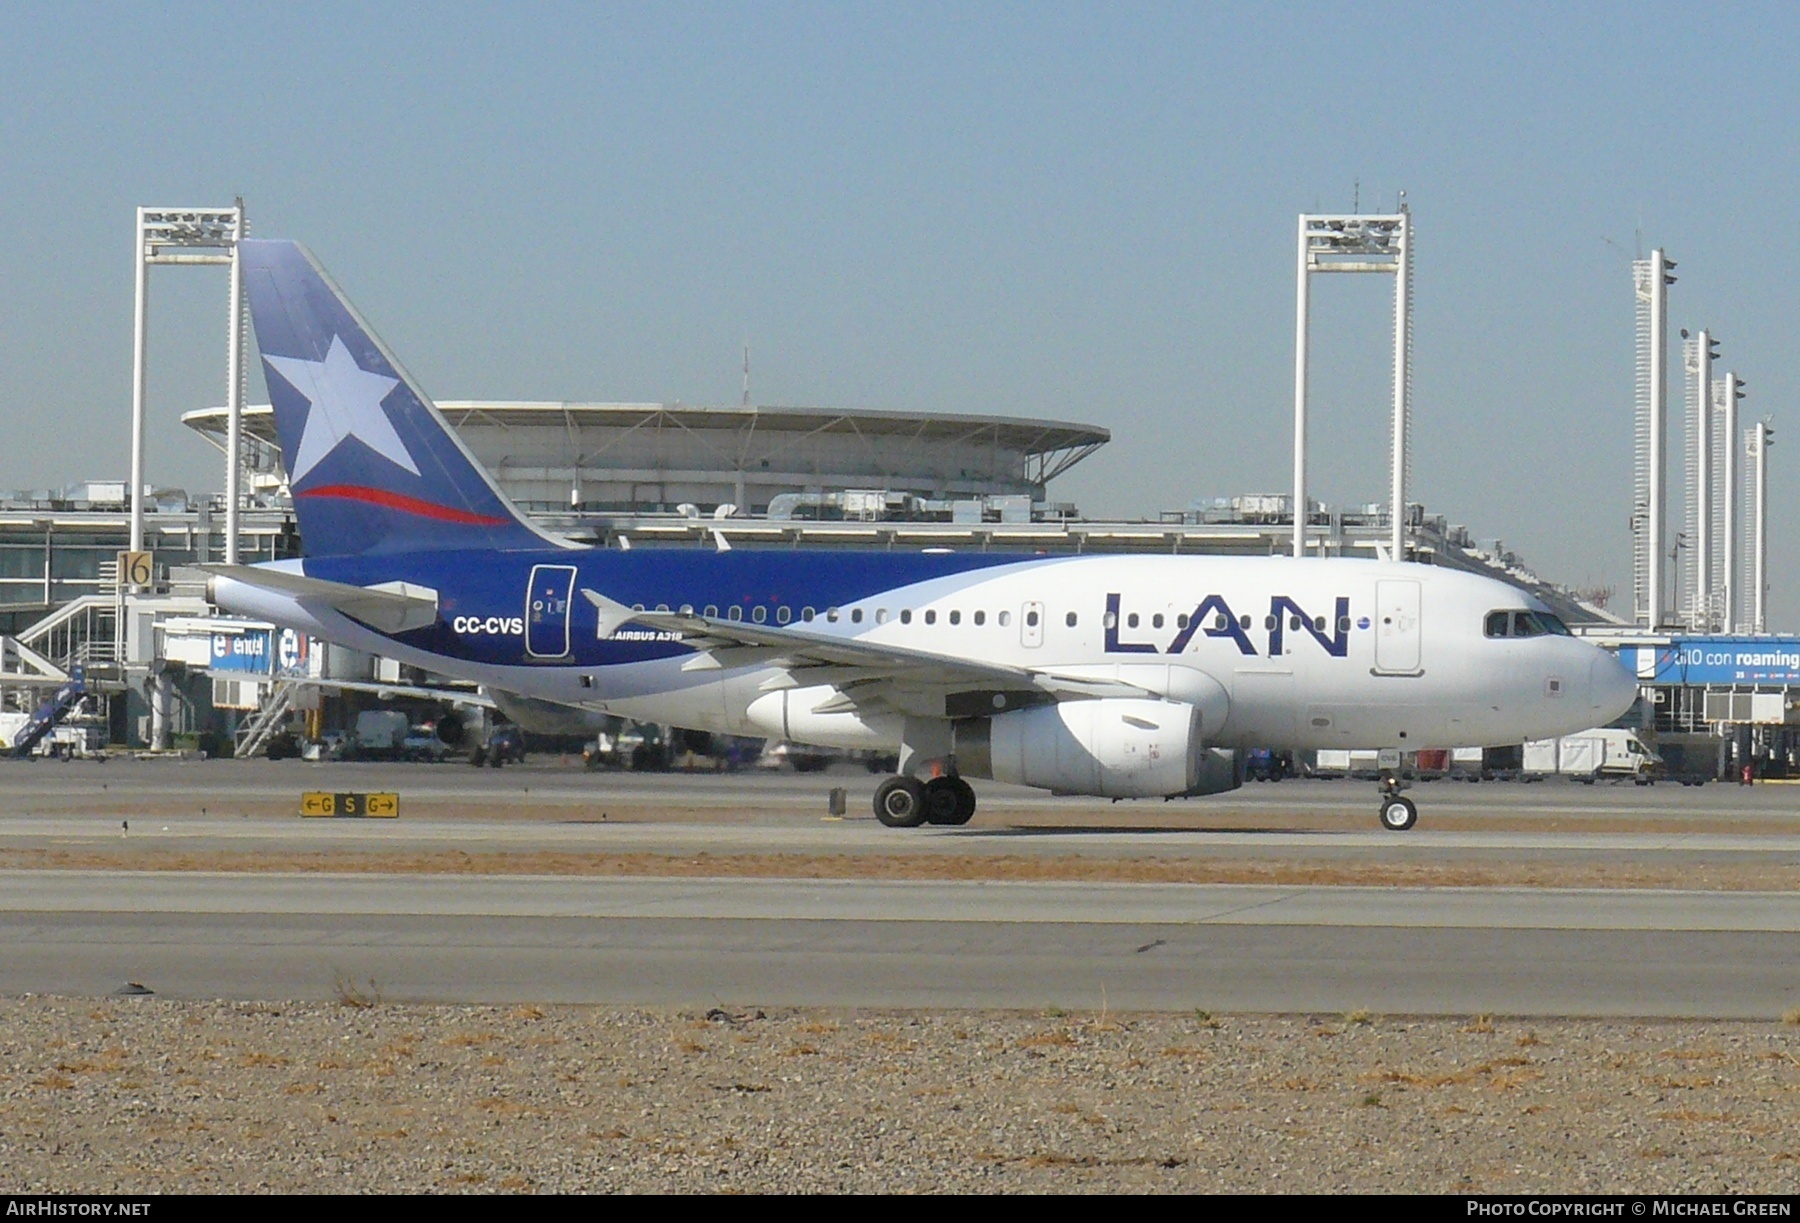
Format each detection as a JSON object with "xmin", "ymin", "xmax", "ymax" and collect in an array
[
  {"xmin": 1377, "ymin": 772, "xmax": 1418, "ymax": 832},
  {"xmin": 873, "ymin": 775, "xmax": 976, "ymax": 828}
]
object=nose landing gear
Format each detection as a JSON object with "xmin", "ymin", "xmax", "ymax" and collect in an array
[{"xmin": 1377, "ymin": 773, "xmax": 1418, "ymax": 831}]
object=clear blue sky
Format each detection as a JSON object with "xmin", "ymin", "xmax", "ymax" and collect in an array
[{"xmin": 2, "ymin": 2, "xmax": 1796, "ymax": 623}]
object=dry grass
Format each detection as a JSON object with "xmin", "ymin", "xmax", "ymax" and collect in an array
[{"xmin": 331, "ymin": 974, "xmax": 381, "ymax": 1009}]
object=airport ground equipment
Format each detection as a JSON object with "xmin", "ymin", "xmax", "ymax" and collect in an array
[{"xmin": 9, "ymin": 667, "xmax": 87, "ymax": 758}]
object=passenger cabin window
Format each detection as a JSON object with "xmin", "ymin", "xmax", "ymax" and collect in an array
[
  {"xmin": 777, "ymin": 606, "xmax": 792, "ymax": 624},
  {"xmin": 1065, "ymin": 611, "xmax": 1077, "ymax": 627},
  {"xmin": 925, "ymin": 610, "xmax": 937, "ymax": 625},
  {"xmin": 802, "ymin": 607, "xmax": 815, "ymax": 622},
  {"xmin": 875, "ymin": 608, "xmax": 889, "ymax": 624},
  {"xmin": 949, "ymin": 610, "xmax": 961, "ymax": 625},
  {"xmin": 851, "ymin": 608, "xmax": 864, "ymax": 624},
  {"xmin": 973, "ymin": 610, "xmax": 986, "ymax": 626},
  {"xmin": 1026, "ymin": 610, "xmax": 1040, "ymax": 627},
  {"xmin": 752, "ymin": 606, "xmax": 767, "ymax": 623},
  {"xmin": 998, "ymin": 610, "xmax": 1011, "ymax": 627},
  {"xmin": 900, "ymin": 609, "xmax": 912, "ymax": 624}
]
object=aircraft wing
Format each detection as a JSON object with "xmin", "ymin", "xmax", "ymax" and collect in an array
[
  {"xmin": 581, "ymin": 588, "xmax": 1148, "ymax": 714},
  {"xmin": 200, "ymin": 564, "xmax": 440, "ymax": 634}
]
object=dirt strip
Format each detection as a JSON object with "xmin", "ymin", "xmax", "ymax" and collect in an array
[
  {"xmin": 5, "ymin": 846, "xmax": 1800, "ymax": 890},
  {"xmin": 5, "ymin": 999, "xmax": 1800, "ymax": 1193}
]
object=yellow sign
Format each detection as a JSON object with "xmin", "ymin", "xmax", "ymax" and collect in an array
[
  {"xmin": 301, "ymin": 791, "xmax": 400, "ymax": 818},
  {"xmin": 117, "ymin": 550, "xmax": 153, "ymax": 587}
]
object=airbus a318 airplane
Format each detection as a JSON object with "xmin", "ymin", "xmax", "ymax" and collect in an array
[{"xmin": 207, "ymin": 240, "xmax": 1638, "ymax": 831}]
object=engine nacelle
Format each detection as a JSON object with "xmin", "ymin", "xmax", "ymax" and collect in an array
[{"xmin": 966, "ymin": 697, "xmax": 1241, "ymax": 799}]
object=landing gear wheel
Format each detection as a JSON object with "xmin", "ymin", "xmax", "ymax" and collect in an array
[
  {"xmin": 1378, "ymin": 795, "xmax": 1418, "ymax": 832},
  {"xmin": 874, "ymin": 776, "xmax": 928, "ymax": 828},
  {"xmin": 924, "ymin": 776, "xmax": 977, "ymax": 826}
]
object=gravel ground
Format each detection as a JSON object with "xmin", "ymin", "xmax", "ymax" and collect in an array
[{"xmin": 4, "ymin": 998, "xmax": 1800, "ymax": 1193}]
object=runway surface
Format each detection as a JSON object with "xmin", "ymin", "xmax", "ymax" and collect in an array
[
  {"xmin": 2, "ymin": 759, "xmax": 1797, "ymax": 1016},
  {"xmin": 4, "ymin": 870, "xmax": 1797, "ymax": 1017}
]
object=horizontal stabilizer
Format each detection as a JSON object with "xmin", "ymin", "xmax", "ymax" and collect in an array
[
  {"xmin": 201, "ymin": 564, "xmax": 440, "ymax": 634},
  {"xmin": 579, "ymin": 588, "xmax": 641, "ymax": 639}
]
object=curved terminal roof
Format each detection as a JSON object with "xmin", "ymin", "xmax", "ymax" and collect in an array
[{"xmin": 184, "ymin": 401, "xmax": 1109, "ymax": 514}]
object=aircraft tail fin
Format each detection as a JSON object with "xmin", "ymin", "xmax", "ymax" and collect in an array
[{"xmin": 239, "ymin": 239, "xmax": 562, "ymax": 557}]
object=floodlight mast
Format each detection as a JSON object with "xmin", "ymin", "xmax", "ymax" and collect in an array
[
  {"xmin": 1292, "ymin": 206, "xmax": 1413, "ymax": 559},
  {"xmin": 128, "ymin": 204, "xmax": 248, "ymax": 575},
  {"xmin": 1721, "ymin": 371, "xmax": 1744, "ymax": 633},
  {"xmin": 1748, "ymin": 419, "xmax": 1773, "ymax": 634},
  {"xmin": 1631, "ymin": 250, "xmax": 1675, "ymax": 626},
  {"xmin": 1683, "ymin": 329, "xmax": 1716, "ymax": 630}
]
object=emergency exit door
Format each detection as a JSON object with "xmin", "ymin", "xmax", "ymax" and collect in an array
[
  {"xmin": 1373, "ymin": 579, "xmax": 1422, "ymax": 674},
  {"xmin": 525, "ymin": 564, "xmax": 578, "ymax": 658}
]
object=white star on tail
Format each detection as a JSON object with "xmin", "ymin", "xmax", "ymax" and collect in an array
[{"xmin": 265, "ymin": 336, "xmax": 418, "ymax": 484}]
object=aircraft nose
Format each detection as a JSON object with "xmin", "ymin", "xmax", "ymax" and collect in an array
[{"xmin": 1587, "ymin": 649, "xmax": 1638, "ymax": 721}]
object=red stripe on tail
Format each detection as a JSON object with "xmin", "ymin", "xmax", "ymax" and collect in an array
[{"xmin": 297, "ymin": 484, "xmax": 513, "ymax": 526}]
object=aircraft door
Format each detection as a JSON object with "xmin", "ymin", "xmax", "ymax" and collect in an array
[
  {"xmin": 1021, "ymin": 601, "xmax": 1045, "ymax": 648},
  {"xmin": 1373, "ymin": 579, "xmax": 1422, "ymax": 674},
  {"xmin": 525, "ymin": 564, "xmax": 578, "ymax": 658}
]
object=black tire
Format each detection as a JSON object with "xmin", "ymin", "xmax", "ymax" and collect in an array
[
  {"xmin": 874, "ymin": 776, "xmax": 928, "ymax": 828},
  {"xmin": 947, "ymin": 776, "xmax": 977, "ymax": 825},
  {"xmin": 922, "ymin": 777, "xmax": 964, "ymax": 825},
  {"xmin": 1378, "ymin": 795, "xmax": 1418, "ymax": 832}
]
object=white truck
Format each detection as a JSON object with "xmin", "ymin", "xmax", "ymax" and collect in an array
[
  {"xmin": 1522, "ymin": 728, "xmax": 1662, "ymax": 782},
  {"xmin": 353, "ymin": 710, "xmax": 411, "ymax": 759}
]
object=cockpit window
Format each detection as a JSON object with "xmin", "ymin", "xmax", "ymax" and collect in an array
[{"xmin": 1486, "ymin": 609, "xmax": 1574, "ymax": 638}]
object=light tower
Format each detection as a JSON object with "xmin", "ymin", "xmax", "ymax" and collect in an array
[
  {"xmin": 1292, "ymin": 204, "xmax": 1413, "ymax": 560},
  {"xmin": 129, "ymin": 203, "xmax": 249, "ymax": 571},
  {"xmin": 1747, "ymin": 418, "xmax": 1774, "ymax": 634},
  {"xmin": 1631, "ymin": 250, "xmax": 1675, "ymax": 627},
  {"xmin": 1682, "ymin": 329, "xmax": 1719, "ymax": 629},
  {"xmin": 1720, "ymin": 371, "xmax": 1745, "ymax": 632}
]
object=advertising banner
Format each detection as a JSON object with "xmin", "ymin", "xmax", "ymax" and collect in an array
[
  {"xmin": 1620, "ymin": 639, "xmax": 1800, "ymax": 686},
  {"xmin": 210, "ymin": 630, "xmax": 274, "ymax": 675}
]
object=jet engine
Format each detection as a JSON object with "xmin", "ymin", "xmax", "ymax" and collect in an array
[{"xmin": 956, "ymin": 697, "xmax": 1242, "ymax": 799}]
